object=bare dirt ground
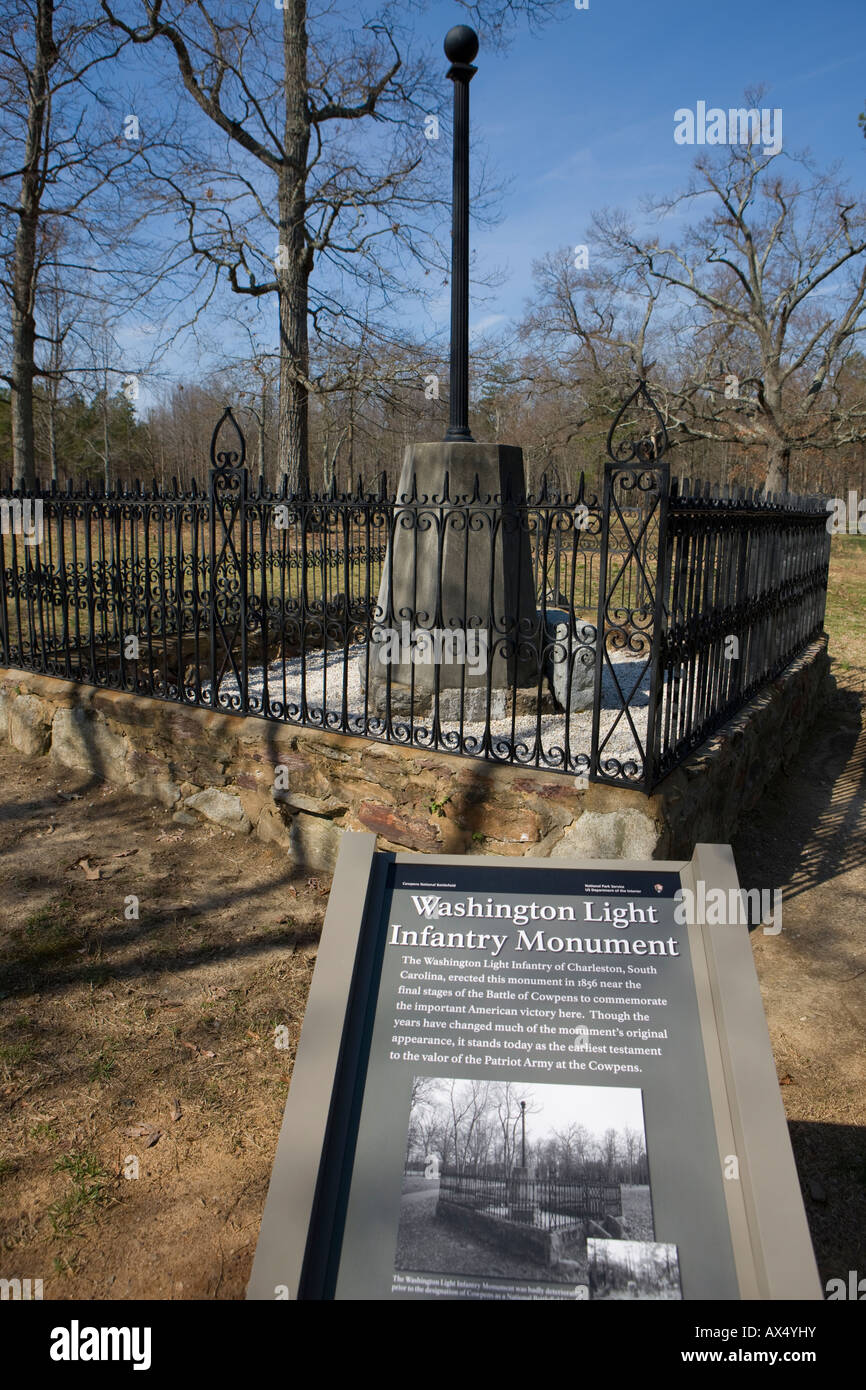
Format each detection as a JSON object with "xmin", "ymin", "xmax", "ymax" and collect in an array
[
  {"xmin": 732, "ymin": 537, "xmax": 866, "ymax": 1291},
  {"xmin": 0, "ymin": 536, "xmax": 864, "ymax": 1300},
  {"xmin": 0, "ymin": 760, "xmax": 329, "ymax": 1299}
]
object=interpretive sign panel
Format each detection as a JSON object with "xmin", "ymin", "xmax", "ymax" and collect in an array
[{"xmin": 247, "ymin": 836, "xmax": 820, "ymax": 1302}]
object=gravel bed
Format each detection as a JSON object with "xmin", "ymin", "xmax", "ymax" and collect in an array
[{"xmin": 212, "ymin": 645, "xmax": 650, "ymax": 772}]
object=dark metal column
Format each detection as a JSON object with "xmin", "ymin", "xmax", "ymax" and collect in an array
[{"xmin": 444, "ymin": 25, "xmax": 478, "ymax": 443}]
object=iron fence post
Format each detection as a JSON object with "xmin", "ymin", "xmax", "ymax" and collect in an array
[
  {"xmin": 589, "ymin": 464, "xmax": 612, "ymax": 782},
  {"xmin": 643, "ymin": 465, "xmax": 671, "ymax": 790},
  {"xmin": 591, "ymin": 381, "xmax": 671, "ymax": 789},
  {"xmin": 0, "ymin": 526, "xmax": 7, "ymax": 666},
  {"xmin": 209, "ymin": 409, "xmax": 249, "ymax": 713}
]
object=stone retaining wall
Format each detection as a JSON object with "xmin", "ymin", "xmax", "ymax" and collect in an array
[
  {"xmin": 435, "ymin": 1199, "xmax": 580, "ymax": 1266},
  {"xmin": 0, "ymin": 637, "xmax": 832, "ymax": 871}
]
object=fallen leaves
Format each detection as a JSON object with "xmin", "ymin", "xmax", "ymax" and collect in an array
[
  {"xmin": 77, "ymin": 858, "xmax": 100, "ymax": 880},
  {"xmin": 124, "ymin": 1122, "xmax": 161, "ymax": 1147}
]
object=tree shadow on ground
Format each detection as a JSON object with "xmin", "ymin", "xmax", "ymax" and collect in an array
[
  {"xmin": 787, "ymin": 1121, "xmax": 866, "ymax": 1289},
  {"xmin": 732, "ymin": 678, "xmax": 865, "ymax": 904}
]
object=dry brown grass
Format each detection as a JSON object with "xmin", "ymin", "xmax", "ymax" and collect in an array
[{"xmin": 0, "ymin": 755, "xmax": 328, "ymax": 1298}]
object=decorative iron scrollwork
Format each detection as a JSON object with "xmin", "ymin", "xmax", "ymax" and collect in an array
[
  {"xmin": 606, "ymin": 380, "xmax": 669, "ymax": 465},
  {"xmin": 0, "ymin": 393, "xmax": 831, "ymax": 796},
  {"xmin": 210, "ymin": 407, "xmax": 246, "ymax": 471}
]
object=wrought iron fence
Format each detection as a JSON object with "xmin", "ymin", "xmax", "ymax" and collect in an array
[
  {"xmin": 438, "ymin": 1169, "xmax": 621, "ymax": 1229},
  {"xmin": 655, "ymin": 482, "xmax": 831, "ymax": 779},
  {"xmin": 589, "ymin": 383, "xmax": 832, "ymax": 790},
  {"xmin": 0, "ymin": 384, "xmax": 831, "ymax": 790}
]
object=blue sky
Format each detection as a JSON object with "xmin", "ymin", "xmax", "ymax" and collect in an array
[
  {"xmin": 117, "ymin": 0, "xmax": 866, "ymax": 401},
  {"xmin": 440, "ymin": 0, "xmax": 866, "ymax": 333}
]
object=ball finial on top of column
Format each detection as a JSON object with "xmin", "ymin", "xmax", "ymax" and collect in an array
[{"xmin": 444, "ymin": 24, "xmax": 479, "ymax": 65}]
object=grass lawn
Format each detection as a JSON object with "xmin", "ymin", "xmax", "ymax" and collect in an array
[{"xmin": 825, "ymin": 535, "xmax": 866, "ymax": 686}]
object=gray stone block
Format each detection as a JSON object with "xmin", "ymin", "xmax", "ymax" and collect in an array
[
  {"xmin": 273, "ymin": 790, "xmax": 347, "ymax": 817},
  {"xmin": 545, "ymin": 610, "xmax": 597, "ymax": 713},
  {"xmin": 184, "ymin": 787, "xmax": 251, "ymax": 834},
  {"xmin": 129, "ymin": 776, "xmax": 181, "ymax": 807},
  {"xmin": 360, "ymin": 668, "xmax": 507, "ymax": 721},
  {"xmin": 0, "ymin": 687, "xmax": 13, "ymax": 741},
  {"xmin": 552, "ymin": 809, "xmax": 659, "ymax": 861},
  {"xmin": 9, "ymin": 693, "xmax": 51, "ymax": 756},
  {"xmin": 256, "ymin": 803, "xmax": 294, "ymax": 849},
  {"xmin": 51, "ymin": 706, "xmax": 129, "ymax": 780},
  {"xmin": 288, "ymin": 812, "xmax": 343, "ymax": 872}
]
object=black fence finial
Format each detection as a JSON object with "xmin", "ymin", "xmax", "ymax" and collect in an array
[
  {"xmin": 210, "ymin": 407, "xmax": 247, "ymax": 470},
  {"xmin": 606, "ymin": 380, "xmax": 670, "ymax": 465}
]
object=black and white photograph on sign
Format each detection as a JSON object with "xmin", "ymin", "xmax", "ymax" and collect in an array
[
  {"xmin": 394, "ymin": 1077, "xmax": 654, "ymax": 1289},
  {"xmin": 588, "ymin": 1238, "xmax": 682, "ymax": 1301}
]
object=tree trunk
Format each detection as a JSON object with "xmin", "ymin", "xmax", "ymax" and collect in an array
[
  {"xmin": 11, "ymin": 0, "xmax": 55, "ymax": 490},
  {"xmin": 258, "ymin": 380, "xmax": 267, "ymax": 484},
  {"xmin": 11, "ymin": 307, "xmax": 37, "ymax": 490},
  {"xmin": 48, "ymin": 392, "xmax": 57, "ymax": 484},
  {"xmin": 256, "ymin": 419, "xmax": 265, "ymax": 482},
  {"xmin": 278, "ymin": 1, "xmax": 312, "ymax": 493},
  {"xmin": 764, "ymin": 440, "xmax": 790, "ymax": 496},
  {"xmin": 47, "ymin": 302, "xmax": 60, "ymax": 484}
]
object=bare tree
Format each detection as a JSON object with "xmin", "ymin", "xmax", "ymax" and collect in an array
[
  {"xmin": 525, "ymin": 137, "xmax": 866, "ymax": 492},
  {"xmin": 492, "ymin": 1081, "xmax": 540, "ymax": 1176},
  {"xmin": 101, "ymin": 0, "xmax": 570, "ymax": 489},
  {"xmin": 446, "ymin": 1078, "xmax": 490, "ymax": 1175},
  {"xmin": 0, "ymin": 0, "xmax": 177, "ymax": 486},
  {"xmin": 80, "ymin": 309, "xmax": 122, "ymax": 488},
  {"xmin": 0, "ymin": 0, "xmax": 65, "ymax": 486},
  {"xmin": 102, "ymin": 1, "xmax": 450, "ymax": 489},
  {"xmin": 551, "ymin": 1120, "xmax": 591, "ymax": 1176},
  {"xmin": 599, "ymin": 1126, "xmax": 620, "ymax": 1179},
  {"xmin": 221, "ymin": 334, "xmax": 280, "ymax": 485},
  {"xmin": 408, "ymin": 1074, "xmax": 441, "ymax": 1116},
  {"xmin": 621, "ymin": 1125, "xmax": 646, "ymax": 1183},
  {"xmin": 34, "ymin": 248, "xmax": 73, "ymax": 483},
  {"xmin": 650, "ymin": 142, "xmax": 866, "ymax": 492}
]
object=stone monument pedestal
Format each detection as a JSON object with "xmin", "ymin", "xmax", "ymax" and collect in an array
[
  {"xmin": 368, "ymin": 441, "xmax": 539, "ymax": 712},
  {"xmin": 508, "ymin": 1164, "xmax": 538, "ymax": 1226}
]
